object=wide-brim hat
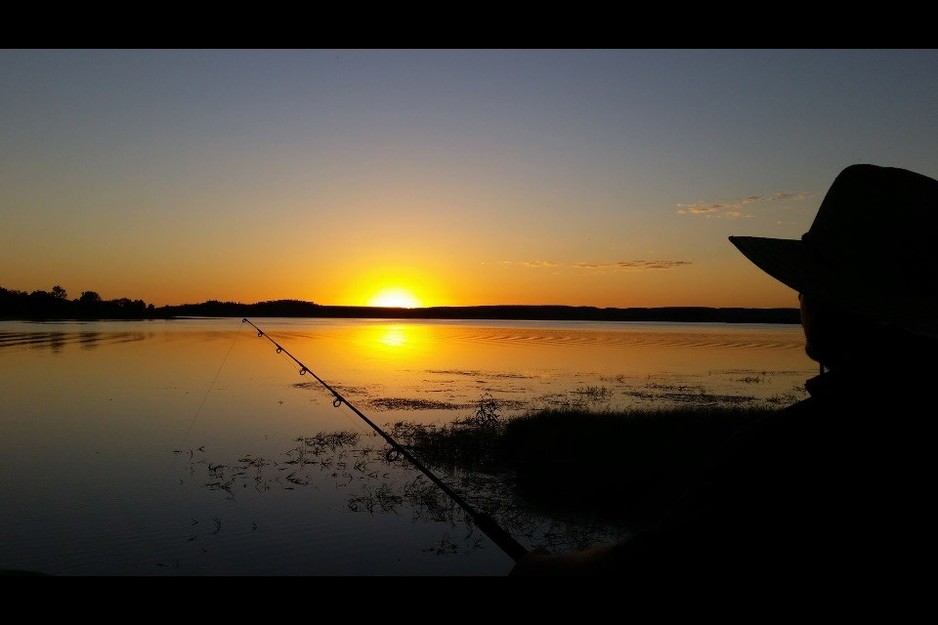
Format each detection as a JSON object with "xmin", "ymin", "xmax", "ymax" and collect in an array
[{"xmin": 729, "ymin": 164, "xmax": 938, "ymax": 339}]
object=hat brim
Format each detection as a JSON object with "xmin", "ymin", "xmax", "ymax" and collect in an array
[
  {"xmin": 728, "ymin": 235, "xmax": 817, "ymax": 297},
  {"xmin": 730, "ymin": 233, "xmax": 875, "ymax": 309}
]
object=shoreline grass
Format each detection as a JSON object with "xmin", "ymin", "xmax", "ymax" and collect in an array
[
  {"xmin": 391, "ymin": 402, "xmax": 782, "ymax": 529},
  {"xmin": 186, "ymin": 399, "xmax": 790, "ymax": 555}
]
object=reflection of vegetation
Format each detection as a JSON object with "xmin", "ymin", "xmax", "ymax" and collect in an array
[
  {"xmin": 623, "ymin": 382, "xmax": 755, "ymax": 406},
  {"xmin": 369, "ymin": 398, "xmax": 471, "ymax": 411},
  {"xmin": 572, "ymin": 385, "xmax": 612, "ymax": 400},
  {"xmin": 427, "ymin": 369, "xmax": 533, "ymax": 379}
]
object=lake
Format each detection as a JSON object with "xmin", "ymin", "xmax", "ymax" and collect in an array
[{"xmin": 0, "ymin": 317, "xmax": 815, "ymax": 576}]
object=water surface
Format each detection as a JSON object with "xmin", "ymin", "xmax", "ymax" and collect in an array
[{"xmin": 0, "ymin": 317, "xmax": 815, "ymax": 575}]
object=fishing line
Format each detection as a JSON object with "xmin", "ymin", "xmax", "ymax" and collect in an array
[
  {"xmin": 242, "ymin": 317, "xmax": 529, "ymax": 562},
  {"xmin": 164, "ymin": 320, "xmax": 245, "ymax": 493},
  {"xmin": 181, "ymin": 320, "xmax": 245, "ymax": 444}
]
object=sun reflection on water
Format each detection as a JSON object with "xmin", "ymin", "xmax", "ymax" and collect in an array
[
  {"xmin": 348, "ymin": 322, "xmax": 437, "ymax": 364},
  {"xmin": 378, "ymin": 325, "xmax": 407, "ymax": 349}
]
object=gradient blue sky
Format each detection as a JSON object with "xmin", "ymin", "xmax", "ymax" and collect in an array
[{"xmin": 2, "ymin": 49, "xmax": 936, "ymax": 307}]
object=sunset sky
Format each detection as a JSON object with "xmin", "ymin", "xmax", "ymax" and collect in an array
[{"xmin": 2, "ymin": 49, "xmax": 936, "ymax": 309}]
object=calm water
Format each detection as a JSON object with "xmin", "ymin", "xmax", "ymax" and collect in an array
[{"xmin": 0, "ymin": 317, "xmax": 815, "ymax": 576}]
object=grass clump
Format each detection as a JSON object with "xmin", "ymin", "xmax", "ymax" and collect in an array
[
  {"xmin": 390, "ymin": 394, "xmax": 504, "ymax": 473},
  {"xmin": 392, "ymin": 398, "xmax": 783, "ymax": 528},
  {"xmin": 499, "ymin": 406, "xmax": 773, "ymax": 526}
]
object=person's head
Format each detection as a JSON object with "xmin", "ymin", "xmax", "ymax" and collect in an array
[
  {"xmin": 729, "ymin": 164, "xmax": 938, "ymax": 371},
  {"xmin": 796, "ymin": 290, "xmax": 936, "ymax": 371}
]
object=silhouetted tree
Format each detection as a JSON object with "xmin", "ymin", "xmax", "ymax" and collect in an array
[{"xmin": 0, "ymin": 286, "xmax": 28, "ymax": 317}]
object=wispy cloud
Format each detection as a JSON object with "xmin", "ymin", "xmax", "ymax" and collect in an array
[
  {"xmin": 504, "ymin": 260, "xmax": 692, "ymax": 271},
  {"xmin": 677, "ymin": 191, "xmax": 813, "ymax": 218},
  {"xmin": 575, "ymin": 260, "xmax": 693, "ymax": 271}
]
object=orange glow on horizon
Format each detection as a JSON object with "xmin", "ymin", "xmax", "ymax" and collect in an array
[{"xmin": 366, "ymin": 286, "xmax": 423, "ymax": 308}]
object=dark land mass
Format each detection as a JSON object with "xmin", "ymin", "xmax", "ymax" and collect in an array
[
  {"xmin": 3, "ymin": 286, "xmax": 800, "ymax": 324},
  {"xmin": 161, "ymin": 301, "xmax": 800, "ymax": 324}
]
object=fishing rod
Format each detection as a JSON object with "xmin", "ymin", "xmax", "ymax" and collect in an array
[{"xmin": 242, "ymin": 318, "xmax": 529, "ymax": 562}]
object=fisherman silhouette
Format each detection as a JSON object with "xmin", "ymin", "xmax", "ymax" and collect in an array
[{"xmin": 510, "ymin": 164, "xmax": 938, "ymax": 586}]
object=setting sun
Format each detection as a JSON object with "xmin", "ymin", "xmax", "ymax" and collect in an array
[{"xmin": 367, "ymin": 287, "xmax": 423, "ymax": 308}]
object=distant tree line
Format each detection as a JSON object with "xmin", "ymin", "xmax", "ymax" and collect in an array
[
  {"xmin": 0, "ymin": 285, "xmax": 152, "ymax": 319},
  {"xmin": 1, "ymin": 285, "xmax": 800, "ymax": 324},
  {"xmin": 153, "ymin": 301, "xmax": 801, "ymax": 324},
  {"xmin": 158, "ymin": 299, "xmax": 321, "ymax": 318}
]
